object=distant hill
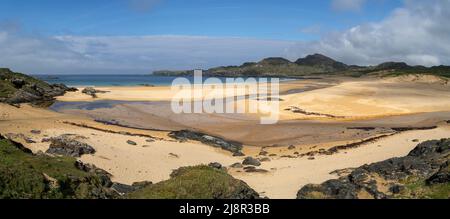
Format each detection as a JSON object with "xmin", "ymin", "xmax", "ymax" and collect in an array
[{"xmin": 153, "ymin": 54, "xmax": 450, "ymax": 78}]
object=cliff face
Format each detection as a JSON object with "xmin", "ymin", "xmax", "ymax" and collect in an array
[
  {"xmin": 297, "ymin": 139, "xmax": 450, "ymax": 199},
  {"xmin": 0, "ymin": 68, "xmax": 76, "ymax": 105}
]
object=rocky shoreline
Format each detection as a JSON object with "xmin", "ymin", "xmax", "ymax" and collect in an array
[
  {"xmin": 0, "ymin": 68, "xmax": 77, "ymax": 106},
  {"xmin": 297, "ymin": 139, "xmax": 450, "ymax": 199}
]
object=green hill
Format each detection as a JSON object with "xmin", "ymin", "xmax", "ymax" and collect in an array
[{"xmin": 152, "ymin": 54, "xmax": 450, "ymax": 78}]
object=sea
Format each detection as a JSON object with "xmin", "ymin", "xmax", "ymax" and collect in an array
[{"xmin": 35, "ymin": 74, "xmax": 293, "ymax": 87}]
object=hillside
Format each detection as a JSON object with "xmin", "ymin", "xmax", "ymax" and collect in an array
[
  {"xmin": 0, "ymin": 68, "xmax": 76, "ymax": 105},
  {"xmin": 153, "ymin": 54, "xmax": 450, "ymax": 78}
]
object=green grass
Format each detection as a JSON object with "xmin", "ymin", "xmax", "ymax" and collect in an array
[
  {"xmin": 0, "ymin": 68, "xmax": 53, "ymax": 99},
  {"xmin": 0, "ymin": 139, "xmax": 109, "ymax": 199},
  {"xmin": 395, "ymin": 176, "xmax": 450, "ymax": 199},
  {"xmin": 127, "ymin": 165, "xmax": 257, "ymax": 199}
]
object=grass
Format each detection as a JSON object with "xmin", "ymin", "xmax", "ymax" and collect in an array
[
  {"xmin": 0, "ymin": 138, "xmax": 108, "ymax": 199},
  {"xmin": 0, "ymin": 68, "xmax": 53, "ymax": 99},
  {"xmin": 127, "ymin": 165, "xmax": 256, "ymax": 199},
  {"xmin": 395, "ymin": 176, "xmax": 450, "ymax": 199}
]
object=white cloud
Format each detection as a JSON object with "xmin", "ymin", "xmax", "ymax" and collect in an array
[
  {"xmin": 0, "ymin": 31, "xmax": 296, "ymax": 74},
  {"xmin": 290, "ymin": 0, "xmax": 450, "ymax": 66},
  {"xmin": 331, "ymin": 0, "xmax": 367, "ymax": 12}
]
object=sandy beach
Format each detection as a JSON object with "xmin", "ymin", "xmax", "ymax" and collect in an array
[{"xmin": 1, "ymin": 76, "xmax": 449, "ymax": 198}]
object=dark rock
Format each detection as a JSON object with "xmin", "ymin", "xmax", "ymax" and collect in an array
[
  {"xmin": 25, "ymin": 138, "xmax": 36, "ymax": 144},
  {"xmin": 82, "ymin": 87, "xmax": 108, "ymax": 98},
  {"xmin": 132, "ymin": 181, "xmax": 153, "ymax": 190},
  {"xmin": 126, "ymin": 140, "xmax": 137, "ymax": 146},
  {"xmin": 297, "ymin": 179, "xmax": 359, "ymax": 199},
  {"xmin": 242, "ymin": 157, "xmax": 261, "ymax": 166},
  {"xmin": 389, "ymin": 184, "xmax": 405, "ymax": 194},
  {"xmin": 169, "ymin": 130, "xmax": 243, "ymax": 154},
  {"xmin": 30, "ymin": 130, "xmax": 41, "ymax": 135},
  {"xmin": 74, "ymin": 160, "xmax": 113, "ymax": 187},
  {"xmin": 208, "ymin": 162, "xmax": 223, "ymax": 169},
  {"xmin": 297, "ymin": 139, "xmax": 450, "ymax": 199},
  {"xmin": 426, "ymin": 162, "xmax": 450, "ymax": 185},
  {"xmin": 11, "ymin": 78, "xmax": 25, "ymax": 88},
  {"xmin": 233, "ymin": 151, "xmax": 245, "ymax": 157},
  {"xmin": 288, "ymin": 145, "xmax": 296, "ymax": 150},
  {"xmin": 46, "ymin": 135, "xmax": 96, "ymax": 157}
]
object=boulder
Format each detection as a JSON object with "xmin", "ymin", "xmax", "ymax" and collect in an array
[
  {"xmin": 126, "ymin": 140, "xmax": 137, "ymax": 146},
  {"xmin": 242, "ymin": 157, "xmax": 261, "ymax": 166},
  {"xmin": 208, "ymin": 162, "xmax": 223, "ymax": 169},
  {"xmin": 46, "ymin": 135, "xmax": 96, "ymax": 157}
]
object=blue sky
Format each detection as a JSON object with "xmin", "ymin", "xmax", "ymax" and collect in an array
[
  {"xmin": 0, "ymin": 0, "xmax": 448, "ymax": 74},
  {"xmin": 0, "ymin": 0, "xmax": 402, "ymax": 40}
]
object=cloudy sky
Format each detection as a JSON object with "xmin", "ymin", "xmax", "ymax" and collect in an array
[{"xmin": 0, "ymin": 0, "xmax": 448, "ymax": 74}]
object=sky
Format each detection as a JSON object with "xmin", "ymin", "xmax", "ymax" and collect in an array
[{"xmin": 0, "ymin": 0, "xmax": 449, "ymax": 74}]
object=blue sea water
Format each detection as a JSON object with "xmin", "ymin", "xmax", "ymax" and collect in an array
[{"xmin": 35, "ymin": 75, "xmax": 291, "ymax": 87}]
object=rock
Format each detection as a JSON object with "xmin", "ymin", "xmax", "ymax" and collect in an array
[
  {"xmin": 169, "ymin": 130, "xmax": 243, "ymax": 154},
  {"xmin": 25, "ymin": 138, "xmax": 36, "ymax": 144},
  {"xmin": 82, "ymin": 87, "xmax": 108, "ymax": 98},
  {"xmin": 233, "ymin": 151, "xmax": 245, "ymax": 157},
  {"xmin": 230, "ymin": 163, "xmax": 244, "ymax": 168},
  {"xmin": 132, "ymin": 181, "xmax": 153, "ymax": 190},
  {"xmin": 288, "ymin": 145, "xmax": 296, "ymax": 150},
  {"xmin": 208, "ymin": 162, "xmax": 223, "ymax": 169},
  {"xmin": 11, "ymin": 78, "xmax": 26, "ymax": 88},
  {"xmin": 0, "ymin": 69, "xmax": 75, "ymax": 105},
  {"xmin": 426, "ymin": 162, "xmax": 450, "ymax": 185},
  {"xmin": 30, "ymin": 130, "xmax": 41, "ymax": 135},
  {"xmin": 412, "ymin": 139, "xmax": 419, "ymax": 142},
  {"xmin": 46, "ymin": 135, "xmax": 96, "ymax": 157},
  {"xmin": 297, "ymin": 139, "xmax": 450, "ymax": 199},
  {"xmin": 308, "ymin": 157, "xmax": 315, "ymax": 160},
  {"xmin": 74, "ymin": 160, "xmax": 113, "ymax": 187},
  {"xmin": 389, "ymin": 184, "xmax": 405, "ymax": 194},
  {"xmin": 242, "ymin": 157, "xmax": 261, "ymax": 166},
  {"xmin": 126, "ymin": 140, "xmax": 137, "ymax": 146}
]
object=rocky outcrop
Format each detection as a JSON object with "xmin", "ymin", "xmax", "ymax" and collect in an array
[
  {"xmin": 297, "ymin": 139, "xmax": 450, "ymax": 199},
  {"xmin": 46, "ymin": 134, "xmax": 96, "ymax": 157},
  {"xmin": 169, "ymin": 130, "xmax": 243, "ymax": 154},
  {"xmin": 0, "ymin": 68, "xmax": 77, "ymax": 105},
  {"xmin": 82, "ymin": 87, "xmax": 109, "ymax": 98}
]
